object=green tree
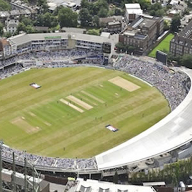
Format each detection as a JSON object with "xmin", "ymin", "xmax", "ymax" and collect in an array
[
  {"xmin": 0, "ymin": 22, "xmax": 3, "ymax": 36},
  {"xmin": 92, "ymin": 15, "xmax": 100, "ymax": 27},
  {"xmin": 126, "ymin": 45, "xmax": 136, "ymax": 54},
  {"xmin": 172, "ymin": 173, "xmax": 178, "ymax": 187},
  {"xmin": 25, "ymin": 25, "xmax": 35, "ymax": 33},
  {"xmin": 0, "ymin": 0, "xmax": 11, "ymax": 11},
  {"xmin": 98, "ymin": 7, "xmax": 108, "ymax": 17},
  {"xmin": 37, "ymin": 12, "xmax": 58, "ymax": 28},
  {"xmin": 20, "ymin": 17, "xmax": 33, "ymax": 26},
  {"xmin": 115, "ymin": 42, "xmax": 126, "ymax": 52},
  {"xmin": 148, "ymin": 3, "xmax": 165, "ymax": 16},
  {"xmin": 17, "ymin": 22, "xmax": 27, "ymax": 33},
  {"xmin": 89, "ymin": 0, "xmax": 109, "ymax": 16},
  {"xmin": 87, "ymin": 29, "xmax": 100, "ymax": 35},
  {"xmin": 181, "ymin": 54, "xmax": 192, "ymax": 69},
  {"xmin": 164, "ymin": 20, "xmax": 170, "ymax": 31},
  {"xmin": 140, "ymin": 0, "xmax": 150, "ymax": 10},
  {"xmin": 53, "ymin": 5, "xmax": 64, "ymax": 16},
  {"xmin": 4, "ymin": 31, "xmax": 12, "ymax": 38},
  {"xmin": 58, "ymin": 7, "xmax": 78, "ymax": 28},
  {"xmin": 81, "ymin": 0, "xmax": 89, "ymax": 8},
  {"xmin": 37, "ymin": 0, "xmax": 48, "ymax": 13},
  {"xmin": 79, "ymin": 8, "xmax": 92, "ymax": 27},
  {"xmin": 114, "ymin": 8, "xmax": 122, "ymax": 15},
  {"xmin": 170, "ymin": 15, "xmax": 181, "ymax": 32},
  {"xmin": 37, "ymin": 0, "xmax": 47, "ymax": 7}
]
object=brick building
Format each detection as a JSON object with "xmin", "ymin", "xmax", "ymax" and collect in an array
[
  {"xmin": 119, "ymin": 16, "xmax": 164, "ymax": 54},
  {"xmin": 170, "ymin": 20, "xmax": 192, "ymax": 56}
]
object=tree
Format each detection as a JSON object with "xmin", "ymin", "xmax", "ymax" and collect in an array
[
  {"xmin": 25, "ymin": 25, "xmax": 35, "ymax": 33},
  {"xmin": 148, "ymin": 3, "xmax": 165, "ymax": 16},
  {"xmin": 16, "ymin": 22, "xmax": 35, "ymax": 34},
  {"xmin": 37, "ymin": 0, "xmax": 47, "ymax": 7},
  {"xmin": 36, "ymin": 12, "xmax": 58, "ymax": 28},
  {"xmin": 181, "ymin": 54, "xmax": 192, "ymax": 69},
  {"xmin": 98, "ymin": 7, "xmax": 108, "ymax": 17},
  {"xmin": 87, "ymin": 29, "xmax": 100, "ymax": 35},
  {"xmin": 115, "ymin": 42, "xmax": 126, "ymax": 52},
  {"xmin": 167, "ymin": 52, "xmax": 175, "ymax": 63},
  {"xmin": 92, "ymin": 15, "xmax": 100, "ymax": 27},
  {"xmin": 81, "ymin": 0, "xmax": 89, "ymax": 8},
  {"xmin": 164, "ymin": 20, "xmax": 170, "ymax": 31},
  {"xmin": 126, "ymin": 45, "xmax": 136, "ymax": 54},
  {"xmin": 172, "ymin": 173, "xmax": 178, "ymax": 187},
  {"xmin": 4, "ymin": 31, "xmax": 12, "ymax": 38},
  {"xmin": 0, "ymin": 0, "xmax": 11, "ymax": 11},
  {"xmin": 37, "ymin": 0, "xmax": 48, "ymax": 13},
  {"xmin": 139, "ymin": 0, "xmax": 150, "ymax": 10},
  {"xmin": 0, "ymin": 22, "xmax": 3, "ymax": 36},
  {"xmin": 170, "ymin": 15, "xmax": 181, "ymax": 32},
  {"xmin": 53, "ymin": 5, "xmax": 64, "ymax": 16},
  {"xmin": 20, "ymin": 17, "xmax": 33, "ymax": 26},
  {"xmin": 58, "ymin": 7, "xmax": 78, "ymax": 28},
  {"xmin": 114, "ymin": 8, "xmax": 122, "ymax": 15},
  {"xmin": 17, "ymin": 22, "xmax": 27, "ymax": 33},
  {"xmin": 79, "ymin": 8, "xmax": 92, "ymax": 27}
]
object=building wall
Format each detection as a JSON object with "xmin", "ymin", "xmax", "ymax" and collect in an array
[
  {"xmin": 120, "ymin": 17, "xmax": 163, "ymax": 54},
  {"xmin": 169, "ymin": 36, "xmax": 192, "ymax": 56},
  {"xmin": 107, "ymin": 23, "xmax": 122, "ymax": 33},
  {"xmin": 119, "ymin": 33, "xmax": 148, "ymax": 54}
]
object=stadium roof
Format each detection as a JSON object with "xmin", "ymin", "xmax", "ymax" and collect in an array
[
  {"xmin": 96, "ymin": 68, "xmax": 192, "ymax": 170},
  {"xmin": 8, "ymin": 32, "xmax": 113, "ymax": 46}
]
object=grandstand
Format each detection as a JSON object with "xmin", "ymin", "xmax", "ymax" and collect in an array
[
  {"xmin": 0, "ymin": 57, "xmax": 191, "ymax": 174},
  {"xmin": 0, "ymin": 33, "xmax": 192, "ymax": 179}
]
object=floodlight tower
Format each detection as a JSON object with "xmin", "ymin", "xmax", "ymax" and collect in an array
[
  {"xmin": 0, "ymin": 140, "xmax": 2, "ymax": 192},
  {"xmin": 0, "ymin": 142, "xmax": 41, "ymax": 192}
]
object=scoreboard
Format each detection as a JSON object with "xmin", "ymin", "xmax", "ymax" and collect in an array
[{"xmin": 156, "ymin": 50, "xmax": 167, "ymax": 65}]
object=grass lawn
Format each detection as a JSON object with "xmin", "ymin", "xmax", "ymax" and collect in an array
[
  {"xmin": 0, "ymin": 67, "xmax": 170, "ymax": 158},
  {"xmin": 148, "ymin": 33, "xmax": 174, "ymax": 58}
]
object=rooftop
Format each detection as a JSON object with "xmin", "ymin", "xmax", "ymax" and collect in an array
[
  {"xmin": 131, "ymin": 16, "xmax": 156, "ymax": 29},
  {"xmin": 125, "ymin": 3, "xmax": 143, "ymax": 15},
  {"xmin": 8, "ymin": 32, "xmax": 113, "ymax": 46},
  {"xmin": 61, "ymin": 27, "xmax": 86, "ymax": 34},
  {"xmin": 70, "ymin": 178, "xmax": 156, "ymax": 192},
  {"xmin": 125, "ymin": 3, "xmax": 141, "ymax": 9},
  {"xmin": 95, "ymin": 68, "xmax": 192, "ymax": 170},
  {"xmin": 179, "ymin": 19, "xmax": 192, "ymax": 39}
]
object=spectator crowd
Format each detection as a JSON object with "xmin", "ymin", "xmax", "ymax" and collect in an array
[
  {"xmin": 0, "ymin": 51, "xmax": 191, "ymax": 171},
  {"xmin": 113, "ymin": 55, "xmax": 191, "ymax": 110},
  {"xmin": 1, "ymin": 145, "xmax": 97, "ymax": 170},
  {"xmin": 0, "ymin": 48, "xmax": 104, "ymax": 79}
]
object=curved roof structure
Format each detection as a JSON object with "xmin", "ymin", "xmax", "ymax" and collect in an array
[{"xmin": 96, "ymin": 68, "xmax": 192, "ymax": 170}]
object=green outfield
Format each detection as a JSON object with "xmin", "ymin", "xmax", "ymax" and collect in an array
[
  {"xmin": 148, "ymin": 33, "xmax": 174, "ymax": 58},
  {"xmin": 0, "ymin": 67, "xmax": 170, "ymax": 158}
]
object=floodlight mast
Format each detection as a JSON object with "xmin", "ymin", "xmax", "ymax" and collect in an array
[
  {"xmin": 12, "ymin": 152, "xmax": 16, "ymax": 192},
  {"xmin": 0, "ymin": 140, "xmax": 2, "ymax": 192},
  {"xmin": 24, "ymin": 152, "xmax": 40, "ymax": 192},
  {"xmin": 0, "ymin": 143, "xmax": 40, "ymax": 192}
]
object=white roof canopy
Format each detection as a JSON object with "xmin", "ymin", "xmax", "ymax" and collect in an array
[{"xmin": 96, "ymin": 68, "xmax": 192, "ymax": 170}]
